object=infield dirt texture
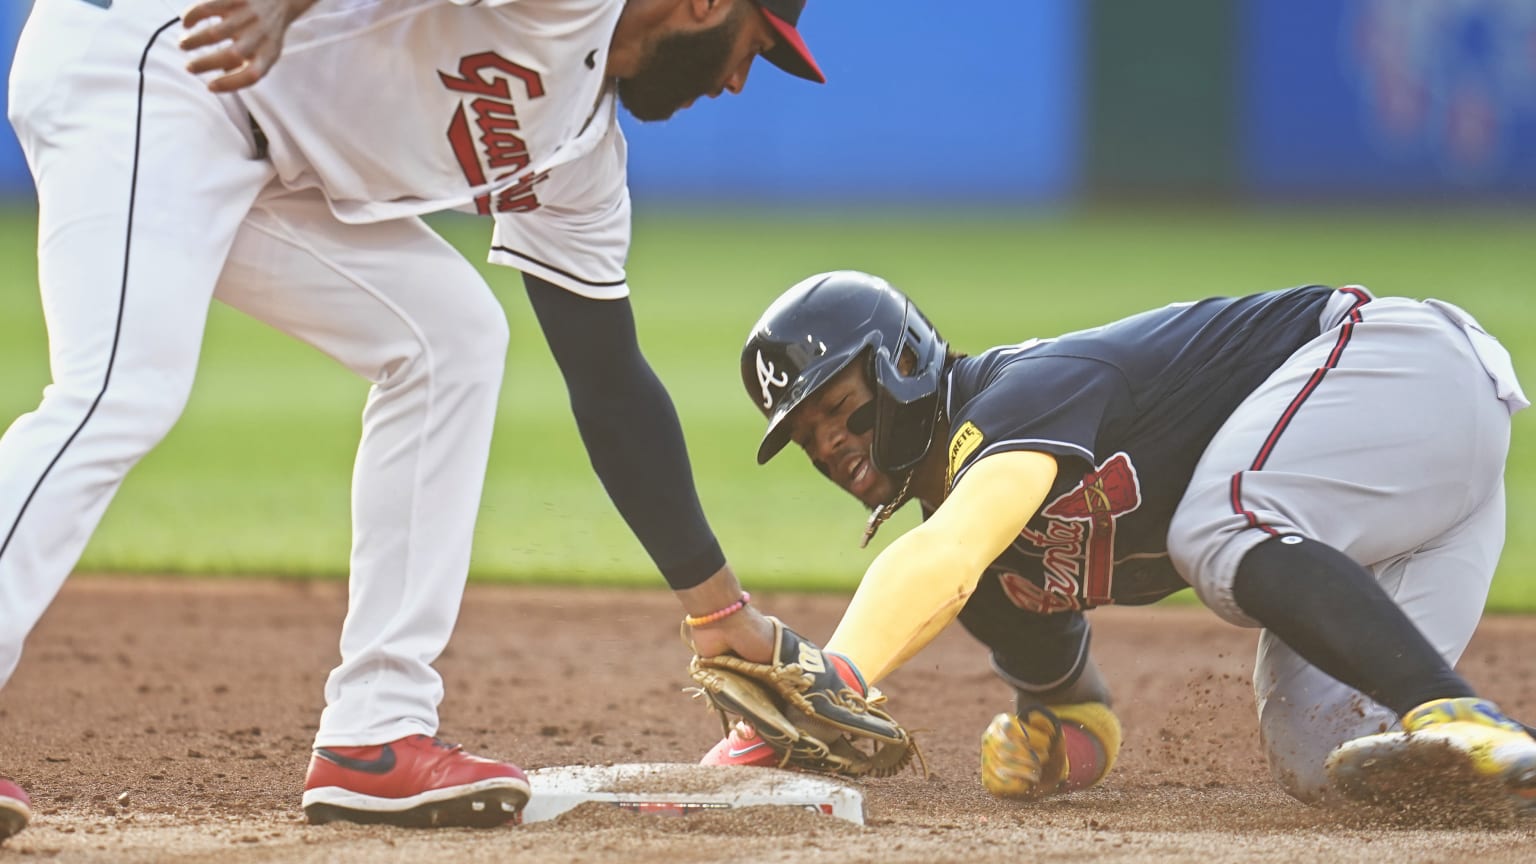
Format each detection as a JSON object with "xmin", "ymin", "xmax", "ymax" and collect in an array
[{"xmin": 1, "ymin": 579, "xmax": 1533, "ymax": 863}]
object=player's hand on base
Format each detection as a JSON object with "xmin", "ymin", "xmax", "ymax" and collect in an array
[
  {"xmin": 981, "ymin": 702, "xmax": 1122, "ymax": 798},
  {"xmin": 180, "ymin": 0, "xmax": 319, "ymax": 93}
]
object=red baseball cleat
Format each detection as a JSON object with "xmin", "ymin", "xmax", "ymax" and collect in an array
[
  {"xmin": 0, "ymin": 778, "xmax": 29, "ymax": 842},
  {"xmin": 700, "ymin": 721, "xmax": 780, "ymax": 768},
  {"xmin": 302, "ymin": 734, "xmax": 529, "ymax": 828}
]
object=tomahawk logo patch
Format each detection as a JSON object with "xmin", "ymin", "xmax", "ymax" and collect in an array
[
  {"xmin": 1018, "ymin": 451, "xmax": 1143, "ymax": 605},
  {"xmin": 756, "ymin": 350, "xmax": 789, "ymax": 409}
]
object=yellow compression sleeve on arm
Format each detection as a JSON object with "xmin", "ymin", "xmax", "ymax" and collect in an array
[{"xmin": 825, "ymin": 450, "xmax": 1058, "ymax": 684}]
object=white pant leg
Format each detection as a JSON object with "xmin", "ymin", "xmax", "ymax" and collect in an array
[
  {"xmin": 1255, "ymin": 484, "xmax": 1504, "ymax": 802},
  {"xmin": 214, "ymin": 187, "xmax": 508, "ymax": 747},
  {"xmin": 0, "ymin": 2, "xmax": 272, "ymax": 686}
]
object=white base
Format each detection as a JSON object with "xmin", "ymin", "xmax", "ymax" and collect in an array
[{"xmin": 521, "ymin": 763, "xmax": 864, "ymax": 825}]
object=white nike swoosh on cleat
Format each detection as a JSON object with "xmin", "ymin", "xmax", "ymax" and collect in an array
[{"xmin": 727, "ymin": 742, "xmax": 768, "ymax": 758}]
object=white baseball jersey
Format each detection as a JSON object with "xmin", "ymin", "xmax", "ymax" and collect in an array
[
  {"xmin": 2, "ymin": 0, "xmax": 641, "ymax": 751},
  {"xmin": 238, "ymin": 0, "xmax": 632, "ymax": 296}
]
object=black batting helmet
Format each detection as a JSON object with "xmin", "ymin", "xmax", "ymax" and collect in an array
[{"xmin": 742, "ymin": 271, "xmax": 948, "ymax": 474}]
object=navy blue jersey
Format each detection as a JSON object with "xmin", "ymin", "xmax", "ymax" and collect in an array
[{"xmin": 946, "ymin": 285, "xmax": 1337, "ymax": 691}]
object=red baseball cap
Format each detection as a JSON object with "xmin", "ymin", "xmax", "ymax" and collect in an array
[{"xmin": 753, "ymin": 0, "xmax": 825, "ymax": 83}]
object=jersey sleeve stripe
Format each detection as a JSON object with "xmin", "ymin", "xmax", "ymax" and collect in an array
[{"xmin": 487, "ymin": 245, "xmax": 626, "ymax": 289}]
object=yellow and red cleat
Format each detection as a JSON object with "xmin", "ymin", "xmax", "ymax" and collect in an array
[{"xmin": 1326, "ymin": 697, "xmax": 1536, "ymax": 814}]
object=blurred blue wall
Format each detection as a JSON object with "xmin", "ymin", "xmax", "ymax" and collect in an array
[
  {"xmin": 620, "ymin": 0, "xmax": 1083, "ymax": 204},
  {"xmin": 1244, "ymin": 0, "xmax": 1536, "ymax": 199},
  {"xmin": 2, "ymin": 1, "xmax": 1534, "ymax": 203},
  {"xmin": 0, "ymin": 3, "xmax": 28, "ymax": 194}
]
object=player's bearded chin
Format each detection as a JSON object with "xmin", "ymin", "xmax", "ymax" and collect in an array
[{"xmin": 617, "ymin": 7, "xmax": 743, "ymax": 122}]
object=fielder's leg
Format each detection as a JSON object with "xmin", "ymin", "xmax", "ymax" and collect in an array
[
  {"xmin": 213, "ymin": 187, "xmax": 525, "ymax": 826},
  {"xmin": 0, "ymin": 1, "xmax": 272, "ymax": 688}
]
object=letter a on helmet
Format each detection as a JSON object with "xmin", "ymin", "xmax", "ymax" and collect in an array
[{"xmin": 740, "ymin": 271, "xmax": 948, "ymax": 474}]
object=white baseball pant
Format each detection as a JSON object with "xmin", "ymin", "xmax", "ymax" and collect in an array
[{"xmin": 1, "ymin": 0, "xmax": 507, "ymax": 747}]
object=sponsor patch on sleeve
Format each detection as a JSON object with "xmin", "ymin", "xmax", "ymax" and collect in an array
[{"xmin": 946, "ymin": 421, "xmax": 985, "ymax": 487}]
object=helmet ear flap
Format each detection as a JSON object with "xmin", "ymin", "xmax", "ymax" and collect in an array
[
  {"xmin": 869, "ymin": 358, "xmax": 943, "ymax": 474},
  {"xmin": 866, "ymin": 302, "xmax": 946, "ymax": 474},
  {"xmin": 870, "ymin": 388, "xmax": 941, "ymax": 473}
]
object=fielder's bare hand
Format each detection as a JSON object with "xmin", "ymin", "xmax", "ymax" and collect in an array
[{"xmin": 181, "ymin": 0, "xmax": 319, "ymax": 93}]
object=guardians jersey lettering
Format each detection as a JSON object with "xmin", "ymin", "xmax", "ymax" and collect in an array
[
  {"xmin": 947, "ymin": 285, "xmax": 1335, "ymax": 614},
  {"xmin": 237, "ymin": 0, "xmax": 634, "ymax": 297},
  {"xmin": 243, "ymin": 0, "xmax": 622, "ymax": 219},
  {"xmin": 440, "ymin": 52, "xmax": 549, "ymax": 214}
]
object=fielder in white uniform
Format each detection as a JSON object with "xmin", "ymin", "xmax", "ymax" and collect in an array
[{"xmin": 0, "ymin": 0, "xmax": 824, "ymax": 835}]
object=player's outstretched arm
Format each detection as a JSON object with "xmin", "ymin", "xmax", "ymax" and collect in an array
[
  {"xmin": 825, "ymin": 450, "xmax": 1058, "ymax": 684},
  {"xmin": 180, "ymin": 0, "xmax": 320, "ymax": 93},
  {"xmin": 523, "ymin": 274, "xmax": 775, "ymax": 661}
]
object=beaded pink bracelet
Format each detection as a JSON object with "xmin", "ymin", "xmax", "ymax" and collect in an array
[{"xmin": 684, "ymin": 591, "xmax": 752, "ymax": 627}]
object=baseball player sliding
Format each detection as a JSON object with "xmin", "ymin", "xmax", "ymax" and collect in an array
[
  {"xmin": 0, "ymin": 0, "xmax": 824, "ymax": 840},
  {"xmin": 707, "ymin": 271, "xmax": 1536, "ymax": 814}
]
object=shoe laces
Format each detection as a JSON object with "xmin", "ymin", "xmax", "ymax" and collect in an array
[{"xmin": 423, "ymin": 735, "xmax": 464, "ymax": 754}]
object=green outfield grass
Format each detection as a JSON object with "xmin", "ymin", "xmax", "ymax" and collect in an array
[{"xmin": 2, "ymin": 205, "xmax": 1535, "ymax": 609}]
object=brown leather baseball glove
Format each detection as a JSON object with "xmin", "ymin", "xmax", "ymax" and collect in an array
[{"xmin": 688, "ymin": 616, "xmax": 922, "ymax": 778}]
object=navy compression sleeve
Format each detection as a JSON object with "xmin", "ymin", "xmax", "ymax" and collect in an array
[
  {"xmin": 524, "ymin": 274, "xmax": 726, "ymax": 590},
  {"xmin": 1231, "ymin": 534, "xmax": 1472, "ymax": 716}
]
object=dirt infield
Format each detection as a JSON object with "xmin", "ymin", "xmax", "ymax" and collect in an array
[{"xmin": 2, "ymin": 578, "xmax": 1534, "ymax": 863}]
